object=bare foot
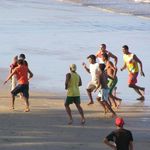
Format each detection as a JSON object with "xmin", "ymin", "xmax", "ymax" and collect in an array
[
  {"xmin": 24, "ymin": 108, "xmax": 30, "ymax": 112},
  {"xmin": 10, "ymin": 106, "xmax": 15, "ymax": 110},
  {"xmin": 136, "ymin": 96, "xmax": 145, "ymax": 101},
  {"xmin": 87, "ymin": 102, "xmax": 94, "ymax": 105},
  {"xmin": 81, "ymin": 119, "xmax": 86, "ymax": 125},
  {"xmin": 116, "ymin": 100, "xmax": 122, "ymax": 109},
  {"xmin": 68, "ymin": 119, "xmax": 73, "ymax": 125}
]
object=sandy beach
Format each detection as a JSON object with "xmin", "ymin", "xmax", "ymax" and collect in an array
[
  {"xmin": 0, "ymin": 77, "xmax": 150, "ymax": 150},
  {"xmin": 0, "ymin": 0, "xmax": 150, "ymax": 149}
]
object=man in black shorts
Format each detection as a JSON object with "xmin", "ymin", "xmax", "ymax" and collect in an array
[
  {"xmin": 104, "ymin": 117, "xmax": 133, "ymax": 150},
  {"xmin": 4, "ymin": 59, "xmax": 33, "ymax": 112}
]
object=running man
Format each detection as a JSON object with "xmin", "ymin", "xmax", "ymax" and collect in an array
[
  {"xmin": 65, "ymin": 64, "xmax": 85, "ymax": 125},
  {"xmin": 82, "ymin": 54, "xmax": 100, "ymax": 105},
  {"xmin": 101, "ymin": 53, "xmax": 122, "ymax": 108},
  {"xmin": 120, "ymin": 45, "xmax": 145, "ymax": 100},
  {"xmin": 95, "ymin": 64, "xmax": 117, "ymax": 117},
  {"xmin": 104, "ymin": 117, "xmax": 133, "ymax": 150},
  {"xmin": 4, "ymin": 59, "xmax": 33, "ymax": 112},
  {"xmin": 96, "ymin": 43, "xmax": 118, "ymax": 66}
]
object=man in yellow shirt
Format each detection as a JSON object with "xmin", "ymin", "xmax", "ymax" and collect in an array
[
  {"xmin": 65, "ymin": 64, "xmax": 85, "ymax": 125},
  {"xmin": 121, "ymin": 45, "xmax": 145, "ymax": 100}
]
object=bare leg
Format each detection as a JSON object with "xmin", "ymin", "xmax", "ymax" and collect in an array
[
  {"xmin": 104, "ymin": 101, "xmax": 117, "ymax": 117},
  {"xmin": 86, "ymin": 89, "xmax": 94, "ymax": 105},
  {"xmin": 11, "ymin": 94, "xmax": 15, "ymax": 110},
  {"xmin": 129, "ymin": 84, "xmax": 145, "ymax": 100},
  {"xmin": 110, "ymin": 94, "xmax": 122, "ymax": 109},
  {"xmin": 75, "ymin": 103, "xmax": 85, "ymax": 124},
  {"xmin": 23, "ymin": 97, "xmax": 30, "ymax": 112},
  {"xmin": 109, "ymin": 95, "xmax": 117, "ymax": 108},
  {"xmin": 65, "ymin": 103, "xmax": 73, "ymax": 124},
  {"xmin": 97, "ymin": 97, "xmax": 107, "ymax": 114}
]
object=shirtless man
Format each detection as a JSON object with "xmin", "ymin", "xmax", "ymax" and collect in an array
[
  {"xmin": 96, "ymin": 44, "xmax": 118, "ymax": 66},
  {"xmin": 102, "ymin": 53, "xmax": 122, "ymax": 108},
  {"xmin": 95, "ymin": 64, "xmax": 116, "ymax": 117}
]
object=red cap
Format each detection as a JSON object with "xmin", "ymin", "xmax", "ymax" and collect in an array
[{"xmin": 115, "ymin": 117, "xmax": 124, "ymax": 127}]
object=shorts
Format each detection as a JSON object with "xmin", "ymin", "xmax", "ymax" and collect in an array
[
  {"xmin": 107, "ymin": 77, "xmax": 118, "ymax": 95},
  {"xmin": 11, "ymin": 84, "xmax": 29, "ymax": 99},
  {"xmin": 87, "ymin": 81, "xmax": 97, "ymax": 92},
  {"xmin": 98, "ymin": 88, "xmax": 109, "ymax": 101},
  {"xmin": 128, "ymin": 72, "xmax": 138, "ymax": 85},
  {"xmin": 65, "ymin": 96, "xmax": 80, "ymax": 105}
]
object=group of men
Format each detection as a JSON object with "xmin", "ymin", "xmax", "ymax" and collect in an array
[
  {"xmin": 4, "ymin": 54, "xmax": 33, "ymax": 112},
  {"xmin": 3, "ymin": 44, "xmax": 143, "ymax": 150},
  {"xmin": 84, "ymin": 44, "xmax": 145, "ymax": 106},
  {"xmin": 64, "ymin": 43, "xmax": 145, "ymax": 123},
  {"xmin": 64, "ymin": 44, "xmax": 144, "ymax": 150}
]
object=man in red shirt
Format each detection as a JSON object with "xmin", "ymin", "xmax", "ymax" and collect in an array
[{"xmin": 4, "ymin": 59, "xmax": 33, "ymax": 112}]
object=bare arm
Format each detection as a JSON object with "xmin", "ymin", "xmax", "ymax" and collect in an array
[
  {"xmin": 120, "ymin": 62, "xmax": 127, "ymax": 71},
  {"xmin": 108, "ymin": 61, "xmax": 117, "ymax": 78},
  {"xmin": 82, "ymin": 62, "xmax": 90, "ymax": 74},
  {"xmin": 129, "ymin": 141, "xmax": 133, "ymax": 150},
  {"xmin": 104, "ymin": 138, "xmax": 117, "ymax": 150},
  {"xmin": 28, "ymin": 68, "xmax": 33, "ymax": 80},
  {"xmin": 133, "ymin": 55, "xmax": 145, "ymax": 76},
  {"xmin": 4, "ymin": 70, "xmax": 16, "ymax": 85},
  {"xmin": 65, "ymin": 73, "xmax": 71, "ymax": 90},
  {"xmin": 108, "ymin": 52, "xmax": 118, "ymax": 67},
  {"xmin": 79, "ymin": 76, "xmax": 82, "ymax": 86}
]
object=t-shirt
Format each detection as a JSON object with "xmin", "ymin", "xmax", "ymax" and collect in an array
[
  {"xmin": 106, "ymin": 128, "xmax": 133, "ymax": 150},
  {"xmin": 14, "ymin": 65, "xmax": 28, "ymax": 84},
  {"xmin": 89, "ymin": 63, "xmax": 100, "ymax": 83},
  {"xmin": 123, "ymin": 53, "xmax": 139, "ymax": 73},
  {"xmin": 66, "ymin": 72, "xmax": 81, "ymax": 97}
]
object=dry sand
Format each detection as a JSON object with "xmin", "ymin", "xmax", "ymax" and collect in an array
[{"xmin": 0, "ymin": 71, "xmax": 150, "ymax": 150}]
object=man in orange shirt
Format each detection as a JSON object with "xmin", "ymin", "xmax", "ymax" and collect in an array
[{"xmin": 4, "ymin": 59, "xmax": 33, "ymax": 112}]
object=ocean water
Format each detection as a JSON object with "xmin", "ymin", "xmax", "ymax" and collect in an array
[
  {"xmin": 64, "ymin": 0, "xmax": 150, "ymax": 18},
  {"xmin": 0, "ymin": 0, "xmax": 150, "ymax": 102}
]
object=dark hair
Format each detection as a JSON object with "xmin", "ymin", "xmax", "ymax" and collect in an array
[
  {"xmin": 99, "ymin": 64, "xmax": 105, "ymax": 71},
  {"xmin": 122, "ymin": 45, "xmax": 129, "ymax": 50},
  {"xmin": 102, "ymin": 53, "xmax": 108, "ymax": 60},
  {"xmin": 87, "ymin": 54, "xmax": 96, "ymax": 61},
  {"xmin": 17, "ymin": 59, "xmax": 24, "ymax": 65},
  {"xmin": 101, "ymin": 43, "xmax": 106, "ymax": 48},
  {"xmin": 19, "ymin": 53, "xmax": 26, "ymax": 59}
]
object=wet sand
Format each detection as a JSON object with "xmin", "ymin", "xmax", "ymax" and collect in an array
[{"xmin": 0, "ymin": 81, "xmax": 150, "ymax": 150}]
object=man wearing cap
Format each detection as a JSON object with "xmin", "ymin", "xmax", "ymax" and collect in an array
[
  {"xmin": 104, "ymin": 117, "xmax": 133, "ymax": 150},
  {"xmin": 65, "ymin": 64, "xmax": 85, "ymax": 125}
]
